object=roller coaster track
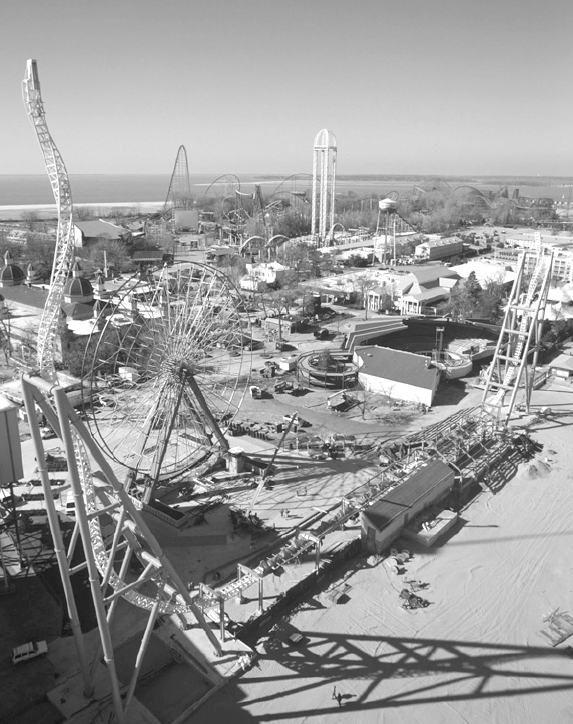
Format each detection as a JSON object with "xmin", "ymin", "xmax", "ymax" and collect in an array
[
  {"xmin": 22, "ymin": 61, "xmax": 74, "ymax": 383},
  {"xmin": 481, "ymin": 241, "xmax": 553, "ymax": 423},
  {"xmin": 22, "ymin": 60, "xmax": 222, "ymax": 723}
]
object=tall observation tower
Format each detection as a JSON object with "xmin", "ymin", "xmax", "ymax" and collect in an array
[{"xmin": 311, "ymin": 129, "xmax": 337, "ymax": 246}]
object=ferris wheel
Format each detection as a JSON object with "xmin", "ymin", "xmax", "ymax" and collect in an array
[{"xmin": 83, "ymin": 262, "xmax": 250, "ymax": 491}]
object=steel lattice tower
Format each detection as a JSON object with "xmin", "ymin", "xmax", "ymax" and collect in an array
[
  {"xmin": 311, "ymin": 129, "xmax": 337, "ymax": 246},
  {"xmin": 165, "ymin": 145, "xmax": 193, "ymax": 209},
  {"xmin": 481, "ymin": 233, "xmax": 554, "ymax": 424}
]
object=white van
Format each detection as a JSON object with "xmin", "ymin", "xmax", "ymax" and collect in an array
[
  {"xmin": 12, "ymin": 640, "xmax": 48, "ymax": 665},
  {"xmin": 62, "ymin": 491, "xmax": 75, "ymax": 519}
]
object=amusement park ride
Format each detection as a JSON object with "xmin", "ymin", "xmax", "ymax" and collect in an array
[
  {"xmin": 20, "ymin": 60, "xmax": 244, "ymax": 722},
  {"xmin": 481, "ymin": 232, "xmax": 553, "ymax": 423},
  {"xmin": 16, "ymin": 59, "xmax": 555, "ymax": 723}
]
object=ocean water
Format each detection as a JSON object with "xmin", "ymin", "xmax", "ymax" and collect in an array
[{"xmin": 0, "ymin": 173, "xmax": 571, "ymax": 207}]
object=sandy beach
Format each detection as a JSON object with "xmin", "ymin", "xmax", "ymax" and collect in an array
[
  {"xmin": 192, "ymin": 378, "xmax": 573, "ymax": 724},
  {"xmin": 0, "ymin": 201, "xmax": 164, "ymax": 221}
]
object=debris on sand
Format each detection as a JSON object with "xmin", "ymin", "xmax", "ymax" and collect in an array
[
  {"xmin": 527, "ymin": 460, "xmax": 551, "ymax": 479},
  {"xmin": 537, "ymin": 460, "xmax": 551, "ymax": 476}
]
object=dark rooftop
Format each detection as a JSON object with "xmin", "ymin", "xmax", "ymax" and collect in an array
[{"xmin": 364, "ymin": 459, "xmax": 454, "ymax": 531}]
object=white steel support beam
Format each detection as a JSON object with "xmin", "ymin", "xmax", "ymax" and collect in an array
[
  {"xmin": 21, "ymin": 376, "xmax": 224, "ymax": 721},
  {"xmin": 20, "ymin": 379, "xmax": 94, "ymax": 700}
]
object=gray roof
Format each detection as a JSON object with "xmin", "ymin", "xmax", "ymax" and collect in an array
[
  {"xmin": 406, "ymin": 266, "xmax": 459, "ymax": 284},
  {"xmin": 355, "ymin": 345, "xmax": 440, "ymax": 390},
  {"xmin": 363, "ymin": 459, "xmax": 454, "ymax": 531},
  {"xmin": 549, "ymin": 354, "xmax": 573, "ymax": 372},
  {"xmin": 402, "ymin": 288, "xmax": 450, "ymax": 303},
  {"xmin": 75, "ymin": 220, "xmax": 129, "ymax": 240},
  {"xmin": 420, "ymin": 238, "xmax": 462, "ymax": 249}
]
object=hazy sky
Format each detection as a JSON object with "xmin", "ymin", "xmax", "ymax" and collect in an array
[{"xmin": 1, "ymin": 0, "xmax": 571, "ymax": 177}]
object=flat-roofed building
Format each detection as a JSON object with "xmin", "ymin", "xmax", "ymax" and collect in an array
[
  {"xmin": 549, "ymin": 353, "xmax": 573, "ymax": 378},
  {"xmin": 362, "ymin": 459, "xmax": 455, "ymax": 553},
  {"xmin": 414, "ymin": 237, "xmax": 463, "ymax": 261},
  {"xmin": 353, "ymin": 345, "xmax": 440, "ymax": 407},
  {"xmin": 73, "ymin": 220, "xmax": 132, "ymax": 248}
]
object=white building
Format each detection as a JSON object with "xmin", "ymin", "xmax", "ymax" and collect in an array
[
  {"xmin": 73, "ymin": 220, "xmax": 131, "ymax": 248},
  {"xmin": 353, "ymin": 346, "xmax": 440, "ymax": 407},
  {"xmin": 414, "ymin": 237, "xmax": 463, "ymax": 261},
  {"xmin": 240, "ymin": 261, "xmax": 290, "ymax": 291},
  {"xmin": 394, "ymin": 266, "xmax": 460, "ymax": 316},
  {"xmin": 245, "ymin": 261, "xmax": 288, "ymax": 284},
  {"xmin": 450, "ymin": 260, "xmax": 516, "ymax": 288}
]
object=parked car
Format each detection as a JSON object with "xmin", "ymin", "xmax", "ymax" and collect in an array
[{"xmin": 11, "ymin": 640, "xmax": 48, "ymax": 665}]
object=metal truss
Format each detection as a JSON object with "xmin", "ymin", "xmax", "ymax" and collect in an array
[
  {"xmin": 22, "ymin": 60, "xmax": 75, "ymax": 383},
  {"xmin": 22, "ymin": 376, "xmax": 221, "ymax": 723},
  {"xmin": 21, "ymin": 62, "xmax": 220, "ymax": 724},
  {"xmin": 481, "ymin": 240, "xmax": 554, "ymax": 424}
]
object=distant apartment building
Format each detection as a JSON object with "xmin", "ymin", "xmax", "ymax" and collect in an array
[
  {"xmin": 522, "ymin": 250, "xmax": 573, "ymax": 283},
  {"xmin": 495, "ymin": 234, "xmax": 573, "ymax": 283}
]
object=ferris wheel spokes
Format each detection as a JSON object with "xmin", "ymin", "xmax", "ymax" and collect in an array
[{"xmin": 84, "ymin": 262, "xmax": 250, "ymax": 487}]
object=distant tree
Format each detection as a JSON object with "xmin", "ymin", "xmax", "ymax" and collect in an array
[
  {"xmin": 273, "ymin": 209, "xmax": 311, "ymax": 239},
  {"xmin": 347, "ymin": 254, "xmax": 369, "ymax": 268},
  {"xmin": 276, "ymin": 268, "xmax": 300, "ymax": 290},
  {"xmin": 351, "ymin": 275, "xmax": 379, "ymax": 318},
  {"xmin": 475, "ymin": 272, "xmax": 506, "ymax": 321},
  {"xmin": 465, "ymin": 271, "xmax": 482, "ymax": 302},
  {"xmin": 79, "ymin": 239, "xmax": 130, "ymax": 274},
  {"xmin": 217, "ymin": 255, "xmax": 247, "ymax": 286},
  {"xmin": 25, "ymin": 235, "xmax": 55, "ymax": 279},
  {"xmin": 262, "ymin": 288, "xmax": 298, "ymax": 316},
  {"xmin": 444, "ymin": 274, "xmax": 483, "ymax": 321},
  {"xmin": 74, "ymin": 206, "xmax": 95, "ymax": 221},
  {"xmin": 319, "ymin": 252, "xmax": 337, "ymax": 275},
  {"xmin": 378, "ymin": 291, "xmax": 395, "ymax": 312},
  {"xmin": 21, "ymin": 210, "xmax": 40, "ymax": 230}
]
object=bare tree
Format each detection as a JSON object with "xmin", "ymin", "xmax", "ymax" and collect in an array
[
  {"xmin": 21, "ymin": 210, "xmax": 39, "ymax": 230},
  {"xmin": 352, "ymin": 274, "xmax": 379, "ymax": 318}
]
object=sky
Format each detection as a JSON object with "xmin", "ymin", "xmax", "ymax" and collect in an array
[{"xmin": 1, "ymin": 0, "xmax": 572, "ymax": 178}]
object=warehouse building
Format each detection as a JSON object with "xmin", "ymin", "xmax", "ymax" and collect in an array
[{"xmin": 362, "ymin": 459, "xmax": 455, "ymax": 553}]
